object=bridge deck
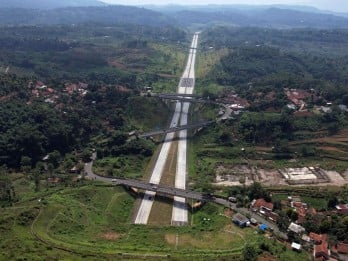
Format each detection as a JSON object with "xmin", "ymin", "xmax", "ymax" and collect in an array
[
  {"xmin": 151, "ymin": 93, "xmax": 201, "ymax": 98},
  {"xmin": 138, "ymin": 121, "xmax": 214, "ymax": 138},
  {"xmin": 113, "ymin": 178, "xmax": 207, "ymax": 201}
]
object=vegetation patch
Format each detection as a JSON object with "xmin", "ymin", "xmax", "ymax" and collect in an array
[{"xmin": 99, "ymin": 232, "xmax": 123, "ymax": 241}]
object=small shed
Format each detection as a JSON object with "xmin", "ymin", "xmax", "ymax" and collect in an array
[
  {"xmin": 250, "ymin": 218, "xmax": 257, "ymax": 225},
  {"xmin": 259, "ymin": 224, "xmax": 268, "ymax": 231},
  {"xmin": 232, "ymin": 213, "xmax": 250, "ymax": 228},
  {"xmin": 288, "ymin": 222, "xmax": 306, "ymax": 235},
  {"xmin": 291, "ymin": 242, "xmax": 302, "ymax": 252},
  {"xmin": 69, "ymin": 166, "xmax": 79, "ymax": 174}
]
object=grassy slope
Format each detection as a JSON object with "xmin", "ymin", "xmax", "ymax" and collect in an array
[{"xmin": 0, "ymin": 176, "xmax": 309, "ymax": 260}]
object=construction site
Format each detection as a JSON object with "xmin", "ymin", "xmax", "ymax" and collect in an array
[{"xmin": 214, "ymin": 164, "xmax": 348, "ymax": 187}]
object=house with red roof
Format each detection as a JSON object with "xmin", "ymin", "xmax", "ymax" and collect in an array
[
  {"xmin": 331, "ymin": 242, "xmax": 348, "ymax": 260},
  {"xmin": 265, "ymin": 211, "xmax": 279, "ymax": 223},
  {"xmin": 285, "ymin": 88, "xmax": 311, "ymax": 107},
  {"xmin": 337, "ymin": 243, "xmax": 348, "ymax": 255},
  {"xmin": 309, "ymin": 233, "xmax": 326, "ymax": 245},
  {"xmin": 310, "ymin": 233, "xmax": 329, "ymax": 260},
  {"xmin": 296, "ymin": 207, "xmax": 307, "ymax": 224},
  {"xmin": 314, "ymin": 242, "xmax": 329, "ymax": 260},
  {"xmin": 336, "ymin": 204, "xmax": 348, "ymax": 215},
  {"xmin": 251, "ymin": 198, "xmax": 274, "ymax": 214}
]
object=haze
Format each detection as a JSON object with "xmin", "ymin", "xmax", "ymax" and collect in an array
[{"xmin": 102, "ymin": 0, "xmax": 348, "ymax": 13}]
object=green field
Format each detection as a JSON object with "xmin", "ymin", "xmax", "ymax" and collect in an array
[{"xmin": 0, "ymin": 180, "xmax": 309, "ymax": 260}]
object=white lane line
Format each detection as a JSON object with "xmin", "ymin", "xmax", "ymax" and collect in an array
[
  {"xmin": 134, "ymin": 102, "xmax": 181, "ymax": 224},
  {"xmin": 135, "ymin": 33, "xmax": 199, "ymax": 225},
  {"xmin": 172, "ymin": 33, "xmax": 199, "ymax": 224}
]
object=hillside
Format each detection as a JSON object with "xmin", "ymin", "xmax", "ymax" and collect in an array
[
  {"xmin": 0, "ymin": 6, "xmax": 172, "ymax": 26},
  {"xmin": 0, "ymin": 0, "xmax": 104, "ymax": 9},
  {"xmin": 0, "ymin": 4, "xmax": 348, "ymax": 28},
  {"xmin": 171, "ymin": 7, "xmax": 348, "ymax": 29}
]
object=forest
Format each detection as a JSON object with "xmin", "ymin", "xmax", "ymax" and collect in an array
[
  {"xmin": 0, "ymin": 23, "xmax": 184, "ymax": 170},
  {"xmin": 202, "ymin": 28, "xmax": 348, "ymax": 105}
]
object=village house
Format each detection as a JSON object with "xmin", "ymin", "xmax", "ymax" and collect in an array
[
  {"xmin": 218, "ymin": 91, "xmax": 250, "ymax": 108},
  {"xmin": 288, "ymin": 222, "xmax": 306, "ymax": 235},
  {"xmin": 309, "ymin": 232, "xmax": 326, "ymax": 245},
  {"xmin": 291, "ymin": 242, "xmax": 302, "ymax": 252},
  {"xmin": 232, "ymin": 213, "xmax": 250, "ymax": 228},
  {"xmin": 266, "ymin": 211, "xmax": 279, "ymax": 223},
  {"xmin": 251, "ymin": 198, "xmax": 274, "ymax": 213},
  {"xmin": 65, "ymin": 82, "xmax": 89, "ymax": 96},
  {"xmin": 309, "ymin": 233, "xmax": 329, "ymax": 261},
  {"xmin": 295, "ymin": 206, "xmax": 307, "ymax": 224},
  {"xmin": 332, "ymin": 242, "xmax": 348, "ymax": 261},
  {"xmin": 336, "ymin": 204, "xmax": 348, "ymax": 215},
  {"xmin": 285, "ymin": 88, "xmax": 311, "ymax": 108},
  {"xmin": 250, "ymin": 198, "xmax": 281, "ymax": 223}
]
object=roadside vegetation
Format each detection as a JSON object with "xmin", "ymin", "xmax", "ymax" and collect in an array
[{"xmin": 0, "ymin": 173, "xmax": 309, "ymax": 260}]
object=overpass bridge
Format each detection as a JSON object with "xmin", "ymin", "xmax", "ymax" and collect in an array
[
  {"xmin": 153, "ymin": 94, "xmax": 217, "ymax": 104},
  {"xmin": 84, "ymin": 155, "xmax": 287, "ymax": 238},
  {"xmin": 113, "ymin": 178, "xmax": 210, "ymax": 201},
  {"xmin": 147, "ymin": 92, "xmax": 218, "ymax": 105},
  {"xmin": 138, "ymin": 120, "xmax": 214, "ymax": 138},
  {"xmin": 149, "ymin": 92, "xmax": 201, "ymax": 98}
]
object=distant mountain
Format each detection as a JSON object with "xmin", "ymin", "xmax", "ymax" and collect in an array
[
  {"xmin": 0, "ymin": 6, "xmax": 173, "ymax": 27},
  {"xmin": 144, "ymin": 4, "xmax": 322, "ymax": 14},
  {"xmin": 0, "ymin": 4, "xmax": 347, "ymax": 29},
  {"xmin": 170, "ymin": 7, "xmax": 348, "ymax": 29},
  {"xmin": 0, "ymin": 0, "xmax": 105, "ymax": 9}
]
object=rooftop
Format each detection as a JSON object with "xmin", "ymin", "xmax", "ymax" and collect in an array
[
  {"xmin": 288, "ymin": 222, "xmax": 306, "ymax": 234},
  {"xmin": 309, "ymin": 233, "xmax": 326, "ymax": 244},
  {"xmin": 291, "ymin": 242, "xmax": 301, "ymax": 250},
  {"xmin": 252, "ymin": 198, "xmax": 274, "ymax": 211},
  {"xmin": 315, "ymin": 242, "xmax": 328, "ymax": 257},
  {"xmin": 336, "ymin": 204, "xmax": 348, "ymax": 210},
  {"xmin": 233, "ymin": 213, "xmax": 249, "ymax": 223},
  {"xmin": 280, "ymin": 167, "xmax": 317, "ymax": 181},
  {"xmin": 337, "ymin": 243, "xmax": 348, "ymax": 254}
]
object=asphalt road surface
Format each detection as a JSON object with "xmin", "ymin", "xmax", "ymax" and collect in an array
[
  {"xmin": 172, "ymin": 33, "xmax": 199, "ymax": 225},
  {"xmin": 134, "ymin": 33, "xmax": 199, "ymax": 225},
  {"xmin": 134, "ymin": 102, "xmax": 182, "ymax": 224}
]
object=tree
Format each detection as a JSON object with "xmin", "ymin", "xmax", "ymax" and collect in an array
[
  {"xmin": 81, "ymin": 149, "xmax": 92, "ymax": 163},
  {"xmin": 328, "ymin": 196, "xmax": 339, "ymax": 209},
  {"xmin": 48, "ymin": 150, "xmax": 61, "ymax": 168},
  {"xmin": 277, "ymin": 210, "xmax": 291, "ymax": 232},
  {"xmin": 20, "ymin": 156, "xmax": 32, "ymax": 173},
  {"xmin": 328, "ymin": 122, "xmax": 340, "ymax": 135},
  {"xmin": 0, "ymin": 165, "xmax": 15, "ymax": 205},
  {"xmin": 320, "ymin": 220, "xmax": 331, "ymax": 233},
  {"xmin": 248, "ymin": 182, "xmax": 270, "ymax": 202},
  {"xmin": 243, "ymin": 243, "xmax": 257, "ymax": 261}
]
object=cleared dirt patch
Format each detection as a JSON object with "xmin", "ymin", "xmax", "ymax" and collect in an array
[
  {"xmin": 224, "ymin": 208, "xmax": 233, "ymax": 218},
  {"xmin": 176, "ymin": 231, "xmax": 241, "ymax": 249},
  {"xmin": 290, "ymin": 129, "xmax": 348, "ymax": 145},
  {"xmin": 99, "ymin": 232, "xmax": 122, "ymax": 241},
  {"xmin": 165, "ymin": 234, "xmax": 176, "ymax": 245},
  {"xmin": 318, "ymin": 146, "xmax": 347, "ymax": 153}
]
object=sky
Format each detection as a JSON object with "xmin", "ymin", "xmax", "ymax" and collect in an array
[{"xmin": 101, "ymin": 0, "xmax": 348, "ymax": 13}]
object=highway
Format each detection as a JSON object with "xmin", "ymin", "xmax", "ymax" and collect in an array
[
  {"xmin": 134, "ymin": 102, "xmax": 181, "ymax": 224},
  {"xmin": 84, "ymin": 155, "xmax": 287, "ymax": 239},
  {"xmin": 151, "ymin": 93, "xmax": 200, "ymax": 98},
  {"xmin": 172, "ymin": 33, "xmax": 199, "ymax": 225},
  {"xmin": 134, "ymin": 33, "xmax": 199, "ymax": 225}
]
